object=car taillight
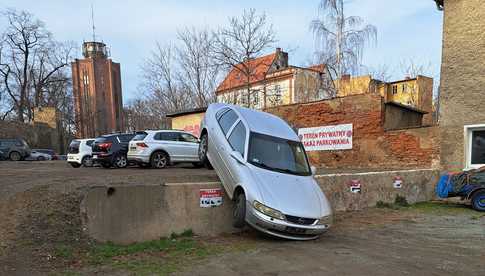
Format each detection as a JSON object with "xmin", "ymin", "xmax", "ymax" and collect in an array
[
  {"xmin": 98, "ymin": 142, "xmax": 112, "ymax": 150},
  {"xmin": 136, "ymin": 142, "xmax": 149, "ymax": 148}
]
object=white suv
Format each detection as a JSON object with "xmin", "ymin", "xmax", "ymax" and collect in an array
[
  {"xmin": 67, "ymin": 139, "xmax": 95, "ymax": 168},
  {"xmin": 127, "ymin": 130, "xmax": 201, "ymax": 168}
]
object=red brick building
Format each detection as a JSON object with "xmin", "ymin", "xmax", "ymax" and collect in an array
[{"xmin": 72, "ymin": 41, "xmax": 123, "ymax": 138}]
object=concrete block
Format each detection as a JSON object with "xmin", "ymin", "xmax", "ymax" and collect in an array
[{"xmin": 81, "ymin": 182, "xmax": 237, "ymax": 244}]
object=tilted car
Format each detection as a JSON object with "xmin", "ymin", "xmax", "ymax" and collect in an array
[
  {"xmin": 67, "ymin": 139, "xmax": 95, "ymax": 168},
  {"xmin": 0, "ymin": 138, "xmax": 31, "ymax": 161},
  {"xmin": 92, "ymin": 133, "xmax": 135, "ymax": 168},
  {"xmin": 198, "ymin": 103, "xmax": 333, "ymax": 240},
  {"xmin": 25, "ymin": 149, "xmax": 52, "ymax": 161},
  {"xmin": 128, "ymin": 130, "xmax": 201, "ymax": 168}
]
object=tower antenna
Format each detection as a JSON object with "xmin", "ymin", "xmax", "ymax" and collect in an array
[{"xmin": 91, "ymin": 4, "xmax": 96, "ymax": 42}]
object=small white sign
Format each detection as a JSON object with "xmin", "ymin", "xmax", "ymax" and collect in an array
[
  {"xmin": 393, "ymin": 176, "xmax": 403, "ymax": 189},
  {"xmin": 200, "ymin": 188, "xmax": 223, "ymax": 208},
  {"xmin": 298, "ymin": 124, "xmax": 353, "ymax": 151},
  {"xmin": 349, "ymin": 180, "xmax": 362, "ymax": 194}
]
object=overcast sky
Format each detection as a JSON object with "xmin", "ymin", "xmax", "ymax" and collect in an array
[{"xmin": 0, "ymin": 0, "xmax": 443, "ymax": 103}]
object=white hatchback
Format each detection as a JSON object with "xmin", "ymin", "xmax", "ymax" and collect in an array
[
  {"xmin": 67, "ymin": 138, "xmax": 95, "ymax": 168},
  {"xmin": 127, "ymin": 130, "xmax": 201, "ymax": 168}
]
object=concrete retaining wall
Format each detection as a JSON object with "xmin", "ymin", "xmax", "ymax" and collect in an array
[{"xmin": 81, "ymin": 169, "xmax": 439, "ymax": 244}]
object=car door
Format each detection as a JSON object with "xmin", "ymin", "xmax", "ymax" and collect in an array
[
  {"xmin": 176, "ymin": 133, "xmax": 200, "ymax": 161},
  {"xmin": 154, "ymin": 132, "xmax": 183, "ymax": 162},
  {"xmin": 213, "ymin": 108, "xmax": 240, "ymax": 193},
  {"xmin": 224, "ymin": 120, "xmax": 248, "ymax": 193}
]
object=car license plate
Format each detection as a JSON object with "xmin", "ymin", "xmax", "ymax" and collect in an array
[
  {"xmin": 130, "ymin": 147, "xmax": 136, "ymax": 151},
  {"xmin": 68, "ymin": 156, "xmax": 73, "ymax": 160},
  {"xmin": 93, "ymin": 155, "xmax": 98, "ymax": 159},
  {"xmin": 285, "ymin": 226, "xmax": 306, "ymax": 234}
]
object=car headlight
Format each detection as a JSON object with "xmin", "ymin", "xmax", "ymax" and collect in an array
[
  {"xmin": 317, "ymin": 215, "xmax": 333, "ymax": 226},
  {"xmin": 253, "ymin": 201, "xmax": 285, "ymax": 220}
]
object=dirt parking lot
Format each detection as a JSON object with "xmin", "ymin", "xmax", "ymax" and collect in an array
[{"xmin": 0, "ymin": 161, "xmax": 484, "ymax": 275}]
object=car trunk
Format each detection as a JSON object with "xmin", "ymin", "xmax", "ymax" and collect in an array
[{"xmin": 92, "ymin": 137, "xmax": 113, "ymax": 154}]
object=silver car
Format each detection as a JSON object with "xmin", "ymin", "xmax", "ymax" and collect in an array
[{"xmin": 198, "ymin": 103, "xmax": 333, "ymax": 240}]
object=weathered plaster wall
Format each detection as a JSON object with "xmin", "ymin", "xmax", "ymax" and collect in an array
[{"xmin": 439, "ymin": 0, "xmax": 485, "ymax": 171}]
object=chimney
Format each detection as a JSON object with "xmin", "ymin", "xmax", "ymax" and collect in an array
[
  {"xmin": 274, "ymin": 47, "xmax": 288, "ymax": 70},
  {"xmin": 405, "ymin": 75, "xmax": 411, "ymax": 80}
]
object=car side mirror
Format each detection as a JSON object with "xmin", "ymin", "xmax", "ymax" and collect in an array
[
  {"xmin": 311, "ymin": 166, "xmax": 317, "ymax": 176},
  {"xmin": 230, "ymin": 151, "xmax": 246, "ymax": 165}
]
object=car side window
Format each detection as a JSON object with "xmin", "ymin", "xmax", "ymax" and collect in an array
[
  {"xmin": 119, "ymin": 135, "xmax": 134, "ymax": 143},
  {"xmin": 228, "ymin": 121, "xmax": 246, "ymax": 156},
  {"xmin": 179, "ymin": 133, "xmax": 198, "ymax": 143},
  {"xmin": 218, "ymin": 109, "xmax": 238, "ymax": 136},
  {"xmin": 155, "ymin": 132, "xmax": 178, "ymax": 141}
]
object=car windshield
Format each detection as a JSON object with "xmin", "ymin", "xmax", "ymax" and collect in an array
[{"xmin": 248, "ymin": 132, "xmax": 311, "ymax": 176}]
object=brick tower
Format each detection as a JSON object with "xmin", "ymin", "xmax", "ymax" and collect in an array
[{"xmin": 71, "ymin": 41, "xmax": 123, "ymax": 138}]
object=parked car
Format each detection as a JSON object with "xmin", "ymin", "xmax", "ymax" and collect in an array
[
  {"xmin": 92, "ymin": 133, "xmax": 135, "ymax": 168},
  {"xmin": 0, "ymin": 138, "xmax": 31, "ymax": 161},
  {"xmin": 0, "ymin": 150, "xmax": 6, "ymax": 161},
  {"xmin": 198, "ymin": 103, "xmax": 333, "ymax": 240},
  {"xmin": 34, "ymin": 149, "xmax": 58, "ymax": 160},
  {"xmin": 25, "ymin": 149, "xmax": 52, "ymax": 161},
  {"xmin": 67, "ymin": 139, "xmax": 95, "ymax": 168},
  {"xmin": 128, "ymin": 130, "xmax": 201, "ymax": 168}
]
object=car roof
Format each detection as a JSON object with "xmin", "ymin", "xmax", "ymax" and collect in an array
[
  {"xmin": 212, "ymin": 103, "xmax": 299, "ymax": 141},
  {"xmin": 142, "ymin": 130, "xmax": 190, "ymax": 134}
]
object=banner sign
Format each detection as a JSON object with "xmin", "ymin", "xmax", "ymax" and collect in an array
[
  {"xmin": 199, "ymin": 188, "xmax": 223, "ymax": 208},
  {"xmin": 298, "ymin": 124, "xmax": 353, "ymax": 151}
]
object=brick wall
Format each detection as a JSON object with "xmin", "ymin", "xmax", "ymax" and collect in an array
[{"xmin": 265, "ymin": 93, "xmax": 440, "ymax": 170}]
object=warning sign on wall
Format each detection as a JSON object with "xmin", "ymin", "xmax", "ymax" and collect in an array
[
  {"xmin": 393, "ymin": 176, "xmax": 403, "ymax": 189},
  {"xmin": 200, "ymin": 188, "xmax": 223, "ymax": 208},
  {"xmin": 298, "ymin": 124, "xmax": 353, "ymax": 151},
  {"xmin": 349, "ymin": 179, "xmax": 362, "ymax": 194}
]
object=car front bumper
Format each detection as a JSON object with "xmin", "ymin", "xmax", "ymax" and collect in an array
[
  {"xmin": 245, "ymin": 202, "xmax": 330, "ymax": 241},
  {"xmin": 127, "ymin": 153, "xmax": 150, "ymax": 164}
]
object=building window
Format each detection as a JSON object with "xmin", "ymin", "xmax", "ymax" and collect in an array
[
  {"xmin": 465, "ymin": 125, "xmax": 485, "ymax": 169},
  {"xmin": 251, "ymin": 90, "xmax": 260, "ymax": 107},
  {"xmin": 402, "ymin": 84, "xmax": 407, "ymax": 93},
  {"xmin": 392, "ymin": 85, "xmax": 398, "ymax": 94}
]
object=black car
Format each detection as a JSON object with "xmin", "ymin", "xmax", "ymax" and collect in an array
[
  {"xmin": 0, "ymin": 150, "xmax": 6, "ymax": 161},
  {"xmin": 91, "ymin": 133, "xmax": 135, "ymax": 168}
]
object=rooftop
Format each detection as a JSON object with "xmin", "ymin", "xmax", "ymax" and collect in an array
[{"xmin": 216, "ymin": 53, "xmax": 276, "ymax": 93}]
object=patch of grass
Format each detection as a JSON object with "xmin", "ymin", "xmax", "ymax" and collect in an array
[
  {"xmin": 406, "ymin": 201, "xmax": 478, "ymax": 215},
  {"xmin": 54, "ymin": 244, "xmax": 74, "ymax": 259}
]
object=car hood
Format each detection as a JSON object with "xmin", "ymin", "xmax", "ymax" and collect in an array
[{"xmin": 249, "ymin": 165, "xmax": 331, "ymax": 219}]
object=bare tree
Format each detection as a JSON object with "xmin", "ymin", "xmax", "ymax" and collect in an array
[
  {"xmin": 310, "ymin": 0, "xmax": 377, "ymax": 80},
  {"xmin": 0, "ymin": 9, "xmax": 72, "ymax": 123},
  {"xmin": 123, "ymin": 98, "xmax": 167, "ymax": 132},
  {"xmin": 140, "ymin": 43, "xmax": 190, "ymax": 114},
  {"xmin": 363, "ymin": 63, "xmax": 393, "ymax": 82},
  {"xmin": 176, "ymin": 27, "xmax": 220, "ymax": 107},
  {"xmin": 211, "ymin": 9, "xmax": 276, "ymax": 108}
]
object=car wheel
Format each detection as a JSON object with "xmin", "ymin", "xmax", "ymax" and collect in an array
[
  {"xmin": 37, "ymin": 156, "xmax": 46, "ymax": 161},
  {"xmin": 114, "ymin": 155, "xmax": 128, "ymax": 168},
  {"xmin": 82, "ymin": 156, "xmax": 93, "ymax": 167},
  {"xmin": 150, "ymin": 151, "xmax": 169, "ymax": 169},
  {"xmin": 70, "ymin": 162, "xmax": 81, "ymax": 168},
  {"xmin": 101, "ymin": 162, "xmax": 112, "ymax": 169},
  {"xmin": 233, "ymin": 192, "xmax": 246, "ymax": 228},
  {"xmin": 9, "ymin": 151, "xmax": 21, "ymax": 161},
  {"xmin": 471, "ymin": 190, "xmax": 485, "ymax": 212},
  {"xmin": 198, "ymin": 134, "xmax": 213, "ymax": 170}
]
